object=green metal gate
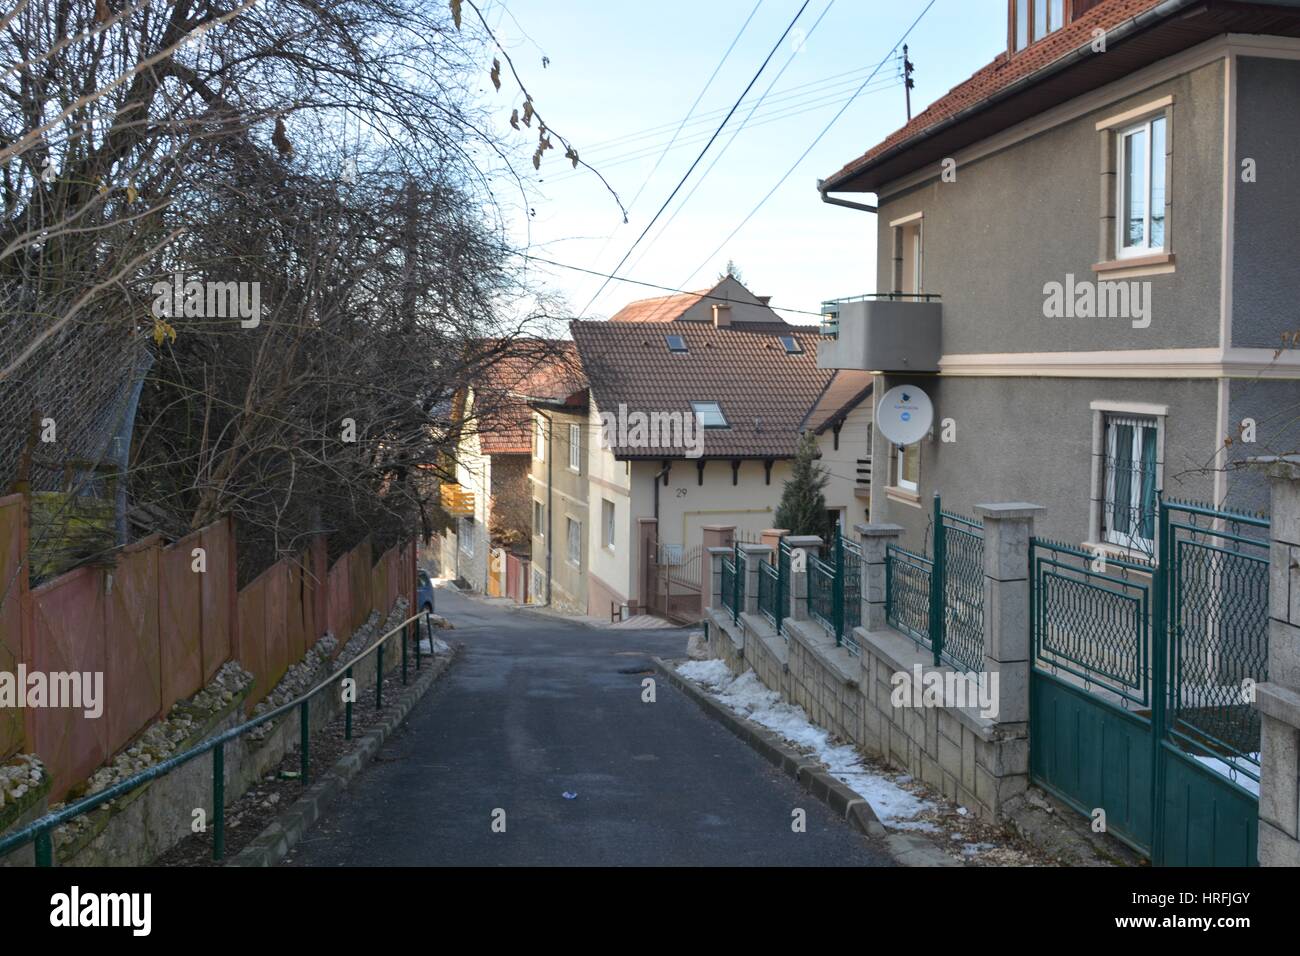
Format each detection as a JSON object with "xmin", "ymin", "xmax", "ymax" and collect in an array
[{"xmin": 1029, "ymin": 499, "xmax": 1268, "ymax": 866}]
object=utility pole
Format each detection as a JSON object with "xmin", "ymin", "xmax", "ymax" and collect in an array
[{"xmin": 903, "ymin": 44, "xmax": 915, "ymax": 121}]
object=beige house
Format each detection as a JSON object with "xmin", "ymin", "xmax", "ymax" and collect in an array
[
  {"xmin": 565, "ymin": 277, "xmax": 834, "ymax": 622},
  {"xmin": 528, "ymin": 388, "xmax": 591, "ymax": 614}
]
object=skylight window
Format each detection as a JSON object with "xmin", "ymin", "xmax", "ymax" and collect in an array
[
  {"xmin": 779, "ymin": 335, "xmax": 803, "ymax": 354},
  {"xmin": 691, "ymin": 401, "xmax": 728, "ymax": 428},
  {"xmin": 666, "ymin": 334, "xmax": 688, "ymax": 353}
]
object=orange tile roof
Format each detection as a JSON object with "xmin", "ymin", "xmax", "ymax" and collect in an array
[
  {"xmin": 823, "ymin": 0, "xmax": 1168, "ymax": 191},
  {"xmin": 607, "ymin": 289, "xmax": 710, "ymax": 323},
  {"xmin": 468, "ymin": 342, "xmax": 585, "ymax": 455},
  {"xmin": 570, "ymin": 320, "xmax": 832, "ymax": 459}
]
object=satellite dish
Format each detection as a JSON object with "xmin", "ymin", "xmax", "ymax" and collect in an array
[{"xmin": 875, "ymin": 385, "xmax": 933, "ymax": 445}]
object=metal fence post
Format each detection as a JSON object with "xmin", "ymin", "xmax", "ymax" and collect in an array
[
  {"xmin": 401, "ymin": 622, "xmax": 409, "ymax": 685},
  {"xmin": 732, "ymin": 541, "xmax": 740, "ymax": 625},
  {"xmin": 213, "ymin": 742, "xmax": 225, "ymax": 861},
  {"xmin": 833, "ymin": 530, "xmax": 844, "ymax": 646},
  {"xmin": 776, "ymin": 540, "xmax": 786, "ymax": 634},
  {"xmin": 344, "ymin": 666, "xmax": 354, "ymax": 740},
  {"xmin": 34, "ymin": 830, "xmax": 51, "ymax": 867},
  {"xmin": 376, "ymin": 643, "xmax": 385, "ymax": 709},
  {"xmin": 300, "ymin": 699, "xmax": 310, "ymax": 786},
  {"xmin": 930, "ymin": 493, "xmax": 946, "ymax": 666},
  {"xmin": 1151, "ymin": 494, "xmax": 1170, "ymax": 865},
  {"xmin": 415, "ymin": 616, "xmax": 422, "ymax": 669}
]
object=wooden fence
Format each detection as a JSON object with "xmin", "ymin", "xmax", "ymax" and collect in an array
[{"xmin": 0, "ymin": 493, "xmax": 414, "ymax": 801}]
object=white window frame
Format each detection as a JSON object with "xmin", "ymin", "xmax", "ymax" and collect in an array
[
  {"xmin": 1101, "ymin": 414, "xmax": 1159, "ymax": 554},
  {"xmin": 566, "ymin": 516, "xmax": 581, "ymax": 568},
  {"xmin": 691, "ymin": 401, "xmax": 728, "ymax": 429},
  {"xmin": 1089, "ymin": 401, "xmax": 1167, "ymax": 559},
  {"xmin": 568, "ymin": 423, "xmax": 581, "ymax": 472},
  {"xmin": 602, "ymin": 498, "xmax": 616, "ymax": 552},
  {"xmin": 1116, "ymin": 114, "xmax": 1167, "ymax": 259},
  {"xmin": 533, "ymin": 499, "xmax": 545, "ymax": 538},
  {"xmin": 893, "ymin": 443, "xmax": 919, "ymax": 494},
  {"xmin": 459, "ymin": 515, "xmax": 475, "ymax": 557},
  {"xmin": 534, "ymin": 414, "xmax": 546, "ymax": 461}
]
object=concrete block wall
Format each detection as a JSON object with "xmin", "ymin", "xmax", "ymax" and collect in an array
[{"xmin": 707, "ymin": 606, "xmax": 1027, "ymax": 822}]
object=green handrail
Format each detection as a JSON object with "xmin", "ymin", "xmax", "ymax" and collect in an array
[{"xmin": 0, "ymin": 609, "xmax": 429, "ymax": 866}]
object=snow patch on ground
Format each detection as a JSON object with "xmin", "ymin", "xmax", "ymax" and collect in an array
[{"xmin": 675, "ymin": 660, "xmax": 937, "ymax": 828}]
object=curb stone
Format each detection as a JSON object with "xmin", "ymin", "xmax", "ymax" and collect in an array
[
  {"xmin": 653, "ymin": 657, "xmax": 961, "ymax": 868},
  {"xmin": 228, "ymin": 645, "xmax": 461, "ymax": 867}
]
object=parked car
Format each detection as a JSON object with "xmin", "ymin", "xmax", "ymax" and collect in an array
[{"xmin": 416, "ymin": 569, "xmax": 435, "ymax": 617}]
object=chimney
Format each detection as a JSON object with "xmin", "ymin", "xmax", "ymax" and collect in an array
[
  {"xmin": 757, "ymin": 295, "xmax": 772, "ymax": 306},
  {"xmin": 712, "ymin": 303, "xmax": 732, "ymax": 328}
]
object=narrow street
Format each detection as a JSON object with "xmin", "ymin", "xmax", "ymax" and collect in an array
[{"xmin": 284, "ymin": 589, "xmax": 891, "ymax": 867}]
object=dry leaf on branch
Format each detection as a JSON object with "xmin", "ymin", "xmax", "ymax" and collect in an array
[
  {"xmin": 450, "ymin": 0, "xmax": 462, "ymax": 29},
  {"xmin": 490, "ymin": 58, "xmax": 501, "ymax": 91}
]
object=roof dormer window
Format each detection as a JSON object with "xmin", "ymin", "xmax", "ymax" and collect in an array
[{"xmin": 1013, "ymin": 0, "xmax": 1066, "ymax": 52}]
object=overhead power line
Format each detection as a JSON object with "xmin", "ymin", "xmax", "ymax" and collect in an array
[
  {"xmin": 578, "ymin": 57, "xmax": 903, "ymax": 157},
  {"xmin": 546, "ymin": 75, "xmax": 901, "ymax": 185},
  {"xmin": 584, "ymin": 1, "xmax": 765, "ymax": 280},
  {"xmin": 521, "ymin": 253, "xmax": 825, "ymax": 319},
  {"xmin": 679, "ymin": 0, "xmax": 939, "ymax": 290},
  {"xmin": 577, "ymin": 0, "xmax": 813, "ymax": 319},
  {"xmin": 623, "ymin": 0, "xmax": 839, "ymax": 276}
]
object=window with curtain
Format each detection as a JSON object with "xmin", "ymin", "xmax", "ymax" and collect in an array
[
  {"xmin": 566, "ymin": 517, "xmax": 581, "ymax": 567},
  {"xmin": 1103, "ymin": 414, "xmax": 1159, "ymax": 553}
]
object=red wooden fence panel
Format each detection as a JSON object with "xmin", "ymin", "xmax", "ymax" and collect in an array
[
  {"xmin": 327, "ymin": 551, "xmax": 350, "ymax": 648},
  {"xmin": 285, "ymin": 559, "xmax": 306, "ymax": 665},
  {"xmin": 159, "ymin": 532, "xmax": 203, "ymax": 715},
  {"xmin": 0, "ymin": 494, "xmax": 26, "ymax": 758},
  {"xmin": 237, "ymin": 575, "xmax": 268, "ymax": 710},
  {"xmin": 264, "ymin": 561, "xmax": 289, "ymax": 693},
  {"xmin": 29, "ymin": 567, "xmax": 109, "ymax": 802},
  {"xmin": 104, "ymin": 540, "xmax": 163, "ymax": 753},
  {"xmin": 199, "ymin": 519, "xmax": 234, "ymax": 682}
]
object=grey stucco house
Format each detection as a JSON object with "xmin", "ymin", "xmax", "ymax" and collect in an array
[{"xmin": 817, "ymin": 0, "xmax": 1300, "ymax": 559}]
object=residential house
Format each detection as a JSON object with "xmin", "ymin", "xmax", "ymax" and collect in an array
[
  {"xmin": 440, "ymin": 341, "xmax": 580, "ymax": 592},
  {"xmin": 567, "ymin": 279, "xmax": 833, "ymax": 620},
  {"xmin": 528, "ymin": 385, "xmax": 592, "ymax": 613},
  {"xmin": 801, "ymin": 369, "xmax": 876, "ymax": 531},
  {"xmin": 817, "ymin": 0, "xmax": 1300, "ymax": 559}
]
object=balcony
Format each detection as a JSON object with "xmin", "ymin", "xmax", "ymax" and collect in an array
[{"xmin": 817, "ymin": 294, "xmax": 942, "ymax": 373}]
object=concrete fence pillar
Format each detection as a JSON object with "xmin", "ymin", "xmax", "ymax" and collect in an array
[
  {"xmin": 1256, "ymin": 459, "xmax": 1300, "ymax": 866},
  {"xmin": 856, "ymin": 523, "xmax": 904, "ymax": 632},
  {"xmin": 701, "ymin": 525, "xmax": 735, "ymax": 616},
  {"xmin": 783, "ymin": 535, "xmax": 823, "ymax": 622},
  {"xmin": 973, "ymin": 503, "xmax": 1044, "ymax": 726},
  {"xmin": 738, "ymin": 543, "xmax": 771, "ymax": 616}
]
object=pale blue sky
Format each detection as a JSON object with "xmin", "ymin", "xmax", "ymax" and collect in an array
[{"xmin": 476, "ymin": 0, "xmax": 1006, "ymax": 324}]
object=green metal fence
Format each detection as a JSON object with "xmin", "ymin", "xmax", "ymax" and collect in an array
[
  {"xmin": 720, "ymin": 555, "xmax": 736, "ymax": 617},
  {"xmin": 840, "ymin": 538, "xmax": 862, "ymax": 654},
  {"xmin": 1030, "ymin": 496, "xmax": 1270, "ymax": 865},
  {"xmin": 1164, "ymin": 499, "xmax": 1269, "ymax": 782},
  {"xmin": 758, "ymin": 556, "xmax": 779, "ymax": 629},
  {"xmin": 807, "ymin": 550, "xmax": 836, "ymax": 636},
  {"xmin": 885, "ymin": 495, "xmax": 983, "ymax": 669},
  {"xmin": 0, "ymin": 611, "xmax": 428, "ymax": 866},
  {"xmin": 939, "ymin": 507, "xmax": 985, "ymax": 673},
  {"xmin": 1031, "ymin": 538, "xmax": 1152, "ymax": 706},
  {"xmin": 885, "ymin": 543, "xmax": 931, "ymax": 648}
]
